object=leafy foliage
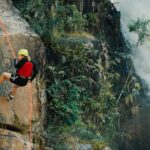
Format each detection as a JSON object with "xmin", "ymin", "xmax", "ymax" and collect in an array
[
  {"xmin": 85, "ymin": 13, "xmax": 97, "ymax": 32},
  {"xmin": 46, "ymin": 40, "xmax": 101, "ymax": 125},
  {"xmin": 128, "ymin": 18, "xmax": 150, "ymax": 45},
  {"xmin": 124, "ymin": 76, "xmax": 141, "ymax": 106},
  {"xmin": 42, "ymin": 34, "xmax": 121, "ymax": 149},
  {"xmin": 13, "ymin": 0, "xmax": 86, "ymax": 43},
  {"xmin": 47, "ymin": 79, "xmax": 82, "ymax": 125},
  {"xmin": 12, "ymin": 0, "xmax": 133, "ymax": 149},
  {"xmin": 60, "ymin": 4, "xmax": 86, "ymax": 32}
]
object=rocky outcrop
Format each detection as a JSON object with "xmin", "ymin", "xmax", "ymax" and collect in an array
[
  {"xmin": 0, "ymin": 129, "xmax": 41, "ymax": 150},
  {"xmin": 0, "ymin": 0, "xmax": 46, "ymax": 149}
]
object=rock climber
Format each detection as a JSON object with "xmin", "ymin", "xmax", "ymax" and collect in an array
[{"xmin": 0, "ymin": 49, "xmax": 37, "ymax": 100}]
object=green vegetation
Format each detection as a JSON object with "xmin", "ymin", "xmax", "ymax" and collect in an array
[
  {"xmin": 128, "ymin": 18, "xmax": 150, "ymax": 45},
  {"xmin": 45, "ymin": 38, "xmax": 118, "ymax": 148},
  {"xmin": 12, "ymin": 0, "xmax": 142, "ymax": 149},
  {"xmin": 13, "ymin": 0, "xmax": 87, "ymax": 43}
]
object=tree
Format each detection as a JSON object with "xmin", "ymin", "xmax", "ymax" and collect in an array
[{"xmin": 128, "ymin": 18, "xmax": 150, "ymax": 45}]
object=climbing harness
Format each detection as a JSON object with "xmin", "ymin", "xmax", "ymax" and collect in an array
[{"xmin": 0, "ymin": 17, "xmax": 33, "ymax": 150}]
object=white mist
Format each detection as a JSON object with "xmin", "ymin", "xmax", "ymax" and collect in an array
[{"xmin": 115, "ymin": 0, "xmax": 150, "ymax": 93}]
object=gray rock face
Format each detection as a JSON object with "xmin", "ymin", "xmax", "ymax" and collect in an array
[{"xmin": 0, "ymin": 0, "xmax": 46, "ymax": 149}]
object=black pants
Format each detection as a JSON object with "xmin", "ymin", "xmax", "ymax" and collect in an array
[{"xmin": 10, "ymin": 74, "xmax": 28, "ymax": 86}]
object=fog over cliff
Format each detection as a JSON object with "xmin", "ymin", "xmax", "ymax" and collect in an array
[{"xmin": 116, "ymin": 0, "xmax": 150, "ymax": 94}]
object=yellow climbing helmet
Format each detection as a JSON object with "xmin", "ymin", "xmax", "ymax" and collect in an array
[{"xmin": 18, "ymin": 49, "xmax": 29, "ymax": 57}]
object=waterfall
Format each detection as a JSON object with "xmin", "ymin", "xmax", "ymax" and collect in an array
[{"xmin": 114, "ymin": 0, "xmax": 150, "ymax": 95}]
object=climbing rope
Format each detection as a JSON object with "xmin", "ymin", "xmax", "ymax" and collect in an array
[
  {"xmin": 0, "ymin": 17, "xmax": 33, "ymax": 149},
  {"xmin": 0, "ymin": 17, "xmax": 16, "ymax": 58},
  {"xmin": 28, "ymin": 82, "xmax": 33, "ymax": 149}
]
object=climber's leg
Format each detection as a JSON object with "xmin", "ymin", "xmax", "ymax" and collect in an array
[
  {"xmin": 8, "ymin": 85, "xmax": 19, "ymax": 101},
  {"xmin": 0, "ymin": 72, "xmax": 11, "ymax": 84},
  {"xmin": 11, "ymin": 85, "xmax": 19, "ymax": 96}
]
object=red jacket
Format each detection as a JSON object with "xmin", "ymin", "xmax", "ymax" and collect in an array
[
  {"xmin": 17, "ymin": 62, "xmax": 33, "ymax": 78},
  {"xmin": 14, "ymin": 58, "xmax": 37, "ymax": 80}
]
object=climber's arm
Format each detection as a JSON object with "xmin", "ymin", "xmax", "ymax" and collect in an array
[
  {"xmin": 14, "ymin": 58, "xmax": 27, "ymax": 69},
  {"xmin": 14, "ymin": 59, "xmax": 18, "ymax": 68}
]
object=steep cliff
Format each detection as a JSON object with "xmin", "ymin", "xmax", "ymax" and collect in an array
[
  {"xmin": 116, "ymin": 1, "xmax": 150, "ymax": 150},
  {"xmin": 0, "ymin": 0, "xmax": 46, "ymax": 149},
  {"xmin": 0, "ymin": 0, "xmax": 135, "ymax": 150}
]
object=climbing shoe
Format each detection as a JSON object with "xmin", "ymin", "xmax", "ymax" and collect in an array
[{"xmin": 7, "ymin": 93, "xmax": 14, "ymax": 101}]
